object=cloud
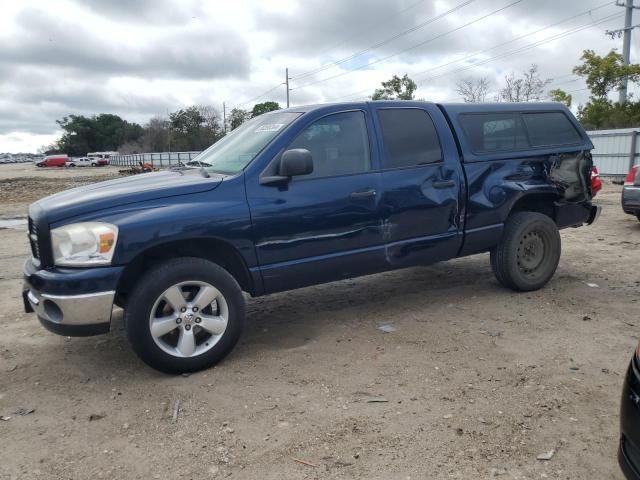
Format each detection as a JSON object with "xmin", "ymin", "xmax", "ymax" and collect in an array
[{"xmin": 0, "ymin": 0, "xmax": 632, "ymax": 152}]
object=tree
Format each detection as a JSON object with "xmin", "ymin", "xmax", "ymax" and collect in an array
[
  {"xmin": 251, "ymin": 101, "xmax": 280, "ymax": 117},
  {"xmin": 169, "ymin": 105, "xmax": 223, "ymax": 151},
  {"xmin": 549, "ymin": 88, "xmax": 572, "ymax": 107},
  {"xmin": 573, "ymin": 49, "xmax": 640, "ymax": 101},
  {"xmin": 499, "ymin": 64, "xmax": 550, "ymax": 102},
  {"xmin": 456, "ymin": 77, "xmax": 491, "ymax": 103},
  {"xmin": 55, "ymin": 114, "xmax": 144, "ymax": 156},
  {"xmin": 372, "ymin": 74, "xmax": 417, "ymax": 100},
  {"xmin": 228, "ymin": 108, "xmax": 250, "ymax": 130}
]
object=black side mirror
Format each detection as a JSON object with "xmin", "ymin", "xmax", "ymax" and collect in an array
[
  {"xmin": 260, "ymin": 149, "xmax": 313, "ymax": 185},
  {"xmin": 280, "ymin": 149, "xmax": 313, "ymax": 176}
]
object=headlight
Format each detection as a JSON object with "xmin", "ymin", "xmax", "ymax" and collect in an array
[{"xmin": 51, "ymin": 222, "xmax": 118, "ymax": 266}]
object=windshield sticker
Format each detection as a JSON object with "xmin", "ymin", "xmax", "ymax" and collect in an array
[{"xmin": 255, "ymin": 123, "xmax": 285, "ymax": 132}]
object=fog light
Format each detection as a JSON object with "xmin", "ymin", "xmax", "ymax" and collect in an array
[{"xmin": 43, "ymin": 300, "xmax": 63, "ymax": 323}]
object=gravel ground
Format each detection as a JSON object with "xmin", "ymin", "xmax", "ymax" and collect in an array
[{"xmin": 0, "ymin": 164, "xmax": 637, "ymax": 479}]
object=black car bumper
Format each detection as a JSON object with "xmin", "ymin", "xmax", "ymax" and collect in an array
[
  {"xmin": 619, "ymin": 357, "xmax": 640, "ymax": 480},
  {"xmin": 622, "ymin": 185, "xmax": 640, "ymax": 215}
]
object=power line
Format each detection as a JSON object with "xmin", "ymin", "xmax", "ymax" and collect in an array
[
  {"xmin": 411, "ymin": 11, "xmax": 622, "ymax": 88},
  {"xmin": 328, "ymin": 9, "xmax": 621, "ymax": 102},
  {"xmin": 291, "ymin": 0, "xmax": 476, "ymax": 81},
  {"xmin": 231, "ymin": 82, "xmax": 285, "ymax": 110},
  {"xmin": 291, "ymin": 0, "xmax": 427, "ymax": 79},
  {"xmin": 325, "ymin": 1, "xmax": 614, "ymax": 102},
  {"xmin": 291, "ymin": 0, "xmax": 525, "ymax": 91}
]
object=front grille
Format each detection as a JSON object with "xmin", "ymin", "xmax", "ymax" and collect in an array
[{"xmin": 28, "ymin": 217, "xmax": 40, "ymax": 259}]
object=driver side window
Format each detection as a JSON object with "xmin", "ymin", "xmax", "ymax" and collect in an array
[{"xmin": 288, "ymin": 111, "xmax": 371, "ymax": 179}]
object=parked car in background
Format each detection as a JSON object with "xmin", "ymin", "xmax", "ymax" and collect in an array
[
  {"xmin": 87, "ymin": 151, "xmax": 116, "ymax": 166},
  {"xmin": 35, "ymin": 154, "xmax": 68, "ymax": 167},
  {"xmin": 622, "ymin": 164, "xmax": 640, "ymax": 221},
  {"xmin": 23, "ymin": 101, "xmax": 600, "ymax": 373},
  {"xmin": 591, "ymin": 166, "xmax": 602, "ymax": 197},
  {"xmin": 619, "ymin": 339, "xmax": 640, "ymax": 480},
  {"xmin": 66, "ymin": 157, "xmax": 91, "ymax": 167}
]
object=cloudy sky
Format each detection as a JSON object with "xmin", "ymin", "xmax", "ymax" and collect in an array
[{"xmin": 0, "ymin": 0, "xmax": 633, "ymax": 152}]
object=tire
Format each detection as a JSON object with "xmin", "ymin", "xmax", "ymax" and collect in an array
[
  {"xmin": 69, "ymin": 164, "xmax": 76, "ymax": 167},
  {"xmin": 636, "ymin": 214, "xmax": 640, "ymax": 222},
  {"xmin": 91, "ymin": 163, "xmax": 97, "ymax": 167},
  {"xmin": 125, "ymin": 257, "xmax": 245, "ymax": 373},
  {"xmin": 490, "ymin": 212, "xmax": 561, "ymax": 292}
]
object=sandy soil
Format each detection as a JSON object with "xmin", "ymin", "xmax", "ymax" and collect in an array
[{"xmin": 0, "ymin": 164, "xmax": 637, "ymax": 479}]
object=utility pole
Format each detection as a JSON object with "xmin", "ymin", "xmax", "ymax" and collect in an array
[
  {"xmin": 621, "ymin": 0, "xmax": 634, "ymax": 103},
  {"xmin": 607, "ymin": 0, "xmax": 640, "ymax": 103},
  {"xmin": 285, "ymin": 68, "xmax": 291, "ymax": 108},
  {"xmin": 222, "ymin": 102, "xmax": 227, "ymax": 135}
]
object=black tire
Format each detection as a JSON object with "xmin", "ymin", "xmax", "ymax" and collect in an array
[
  {"xmin": 125, "ymin": 257, "xmax": 245, "ymax": 373},
  {"xmin": 91, "ymin": 162, "xmax": 97, "ymax": 167},
  {"xmin": 636, "ymin": 213, "xmax": 640, "ymax": 222},
  {"xmin": 490, "ymin": 212, "xmax": 561, "ymax": 292}
]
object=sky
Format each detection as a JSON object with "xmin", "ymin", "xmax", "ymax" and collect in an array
[{"xmin": 0, "ymin": 0, "xmax": 634, "ymax": 153}]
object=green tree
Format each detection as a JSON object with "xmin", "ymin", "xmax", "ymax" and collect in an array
[
  {"xmin": 55, "ymin": 114, "xmax": 144, "ymax": 156},
  {"xmin": 251, "ymin": 101, "xmax": 280, "ymax": 117},
  {"xmin": 549, "ymin": 88, "xmax": 572, "ymax": 107},
  {"xmin": 169, "ymin": 105, "xmax": 223, "ymax": 151},
  {"xmin": 372, "ymin": 74, "xmax": 417, "ymax": 100},
  {"xmin": 228, "ymin": 108, "xmax": 250, "ymax": 130},
  {"xmin": 573, "ymin": 49, "xmax": 640, "ymax": 101}
]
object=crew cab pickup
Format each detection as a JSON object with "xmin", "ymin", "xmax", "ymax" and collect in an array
[{"xmin": 22, "ymin": 101, "xmax": 600, "ymax": 373}]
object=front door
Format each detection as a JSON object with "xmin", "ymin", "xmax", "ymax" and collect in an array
[
  {"xmin": 372, "ymin": 105, "xmax": 464, "ymax": 266},
  {"xmin": 247, "ymin": 109, "xmax": 385, "ymax": 294}
]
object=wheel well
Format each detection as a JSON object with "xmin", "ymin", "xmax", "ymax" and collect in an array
[
  {"xmin": 115, "ymin": 238, "xmax": 254, "ymax": 305},
  {"xmin": 509, "ymin": 194, "xmax": 559, "ymax": 223}
]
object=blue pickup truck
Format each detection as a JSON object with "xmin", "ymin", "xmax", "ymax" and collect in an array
[{"xmin": 23, "ymin": 101, "xmax": 600, "ymax": 373}]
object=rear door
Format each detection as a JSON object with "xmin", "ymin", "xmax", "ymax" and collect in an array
[{"xmin": 372, "ymin": 104, "xmax": 464, "ymax": 266}]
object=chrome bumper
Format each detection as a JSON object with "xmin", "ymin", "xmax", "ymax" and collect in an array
[{"xmin": 25, "ymin": 288, "xmax": 115, "ymax": 328}]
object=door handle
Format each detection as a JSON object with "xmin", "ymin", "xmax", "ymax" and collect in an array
[
  {"xmin": 432, "ymin": 180, "xmax": 455, "ymax": 189},
  {"xmin": 350, "ymin": 189, "xmax": 377, "ymax": 199}
]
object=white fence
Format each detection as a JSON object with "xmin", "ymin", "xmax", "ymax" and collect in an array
[
  {"xmin": 109, "ymin": 151, "xmax": 201, "ymax": 168},
  {"xmin": 587, "ymin": 128, "xmax": 639, "ymax": 178}
]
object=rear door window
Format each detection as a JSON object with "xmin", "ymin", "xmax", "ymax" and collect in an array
[
  {"xmin": 377, "ymin": 108, "xmax": 442, "ymax": 168},
  {"xmin": 522, "ymin": 112, "xmax": 582, "ymax": 147},
  {"xmin": 459, "ymin": 113, "xmax": 528, "ymax": 153}
]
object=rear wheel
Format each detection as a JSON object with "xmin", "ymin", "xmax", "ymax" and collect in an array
[
  {"xmin": 490, "ymin": 212, "xmax": 561, "ymax": 292},
  {"xmin": 125, "ymin": 257, "xmax": 245, "ymax": 373}
]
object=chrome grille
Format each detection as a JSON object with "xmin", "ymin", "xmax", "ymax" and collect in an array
[{"xmin": 28, "ymin": 217, "xmax": 39, "ymax": 259}]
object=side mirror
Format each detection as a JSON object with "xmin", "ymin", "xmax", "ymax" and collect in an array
[
  {"xmin": 280, "ymin": 149, "xmax": 313, "ymax": 177},
  {"xmin": 260, "ymin": 149, "xmax": 313, "ymax": 186}
]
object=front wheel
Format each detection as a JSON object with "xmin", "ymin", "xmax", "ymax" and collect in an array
[
  {"xmin": 125, "ymin": 258, "xmax": 245, "ymax": 373},
  {"xmin": 490, "ymin": 212, "xmax": 561, "ymax": 292}
]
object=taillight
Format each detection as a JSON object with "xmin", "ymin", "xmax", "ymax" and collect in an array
[
  {"xmin": 591, "ymin": 166, "xmax": 602, "ymax": 197},
  {"xmin": 625, "ymin": 165, "xmax": 638, "ymax": 186}
]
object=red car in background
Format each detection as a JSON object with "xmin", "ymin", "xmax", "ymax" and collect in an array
[{"xmin": 35, "ymin": 154, "xmax": 68, "ymax": 167}]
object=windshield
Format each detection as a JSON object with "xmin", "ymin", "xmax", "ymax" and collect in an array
[{"xmin": 194, "ymin": 111, "xmax": 302, "ymax": 175}]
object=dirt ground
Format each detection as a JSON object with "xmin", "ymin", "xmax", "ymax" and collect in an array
[{"xmin": 0, "ymin": 163, "xmax": 637, "ymax": 479}]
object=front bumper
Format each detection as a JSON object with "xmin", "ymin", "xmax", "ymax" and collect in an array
[
  {"xmin": 622, "ymin": 186, "xmax": 640, "ymax": 215},
  {"xmin": 22, "ymin": 258, "xmax": 124, "ymax": 337},
  {"xmin": 619, "ymin": 357, "xmax": 640, "ymax": 480}
]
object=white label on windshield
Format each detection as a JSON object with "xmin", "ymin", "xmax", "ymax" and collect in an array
[{"xmin": 255, "ymin": 123, "xmax": 284, "ymax": 132}]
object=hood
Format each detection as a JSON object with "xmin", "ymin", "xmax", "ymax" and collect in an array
[{"xmin": 30, "ymin": 169, "xmax": 223, "ymax": 225}]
